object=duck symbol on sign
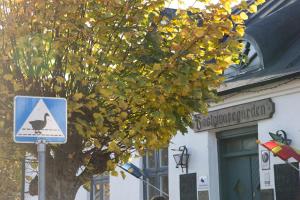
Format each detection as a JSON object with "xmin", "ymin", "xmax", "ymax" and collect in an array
[
  {"xmin": 199, "ymin": 176, "xmax": 208, "ymax": 186},
  {"xmin": 29, "ymin": 113, "xmax": 49, "ymax": 134}
]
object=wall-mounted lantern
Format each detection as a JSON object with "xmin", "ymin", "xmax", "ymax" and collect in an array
[
  {"xmin": 172, "ymin": 146, "xmax": 190, "ymax": 174},
  {"xmin": 269, "ymin": 130, "xmax": 292, "ymax": 145}
]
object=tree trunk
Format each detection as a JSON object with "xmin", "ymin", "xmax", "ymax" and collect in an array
[
  {"xmin": 28, "ymin": 133, "xmax": 109, "ymax": 200},
  {"xmin": 29, "ymin": 164, "xmax": 82, "ymax": 200},
  {"xmin": 46, "ymin": 177, "xmax": 80, "ymax": 200}
]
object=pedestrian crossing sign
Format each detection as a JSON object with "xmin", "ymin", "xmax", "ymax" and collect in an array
[{"xmin": 14, "ymin": 96, "xmax": 67, "ymax": 144}]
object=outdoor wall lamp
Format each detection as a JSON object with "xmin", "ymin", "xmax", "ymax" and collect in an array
[{"xmin": 172, "ymin": 145, "xmax": 189, "ymax": 174}]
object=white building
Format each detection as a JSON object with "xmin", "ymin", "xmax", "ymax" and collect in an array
[{"xmin": 90, "ymin": 1, "xmax": 300, "ymax": 200}]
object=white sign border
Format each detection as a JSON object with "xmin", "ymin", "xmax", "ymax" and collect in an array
[{"xmin": 13, "ymin": 95, "xmax": 68, "ymax": 144}]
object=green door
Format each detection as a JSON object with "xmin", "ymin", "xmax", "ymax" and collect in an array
[{"xmin": 219, "ymin": 127, "xmax": 260, "ymax": 200}]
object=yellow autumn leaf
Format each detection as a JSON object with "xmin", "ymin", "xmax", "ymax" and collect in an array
[
  {"xmin": 181, "ymin": 86, "xmax": 190, "ymax": 96},
  {"xmin": 158, "ymin": 95, "xmax": 165, "ymax": 103},
  {"xmin": 256, "ymin": 0, "xmax": 266, "ymax": 5},
  {"xmin": 54, "ymin": 85, "xmax": 62, "ymax": 92},
  {"xmin": 120, "ymin": 170, "xmax": 126, "ymax": 179},
  {"xmin": 85, "ymin": 100, "xmax": 98, "ymax": 110},
  {"xmin": 240, "ymin": 12, "xmax": 248, "ymax": 20},
  {"xmin": 68, "ymin": 65, "xmax": 80, "ymax": 73},
  {"xmin": 118, "ymin": 101, "xmax": 128, "ymax": 109},
  {"xmin": 98, "ymin": 88, "xmax": 113, "ymax": 97},
  {"xmin": 153, "ymin": 63, "xmax": 161, "ymax": 71},
  {"xmin": 32, "ymin": 57, "xmax": 43, "ymax": 65},
  {"xmin": 236, "ymin": 25, "xmax": 245, "ymax": 36},
  {"xmin": 224, "ymin": 2, "xmax": 231, "ymax": 13},
  {"xmin": 106, "ymin": 160, "xmax": 116, "ymax": 170},
  {"xmin": 249, "ymin": 4, "xmax": 257, "ymax": 13},
  {"xmin": 94, "ymin": 140, "xmax": 101, "ymax": 148},
  {"xmin": 120, "ymin": 112, "xmax": 128, "ymax": 119},
  {"xmin": 224, "ymin": 55, "xmax": 233, "ymax": 64},
  {"xmin": 73, "ymin": 92, "xmax": 83, "ymax": 101},
  {"xmin": 108, "ymin": 141, "xmax": 121, "ymax": 153},
  {"xmin": 194, "ymin": 27, "xmax": 205, "ymax": 38},
  {"xmin": 56, "ymin": 76, "xmax": 65, "ymax": 84},
  {"xmin": 3, "ymin": 74, "xmax": 13, "ymax": 81},
  {"xmin": 171, "ymin": 43, "xmax": 181, "ymax": 51},
  {"xmin": 111, "ymin": 170, "xmax": 118, "ymax": 176},
  {"xmin": 86, "ymin": 57, "xmax": 97, "ymax": 65},
  {"xmin": 13, "ymin": 82, "xmax": 22, "ymax": 91},
  {"xmin": 83, "ymin": 155, "xmax": 91, "ymax": 165},
  {"xmin": 215, "ymin": 68, "xmax": 223, "ymax": 75},
  {"xmin": 231, "ymin": 14, "xmax": 243, "ymax": 24},
  {"xmin": 128, "ymin": 168, "xmax": 134, "ymax": 174},
  {"xmin": 186, "ymin": 54, "xmax": 194, "ymax": 59}
]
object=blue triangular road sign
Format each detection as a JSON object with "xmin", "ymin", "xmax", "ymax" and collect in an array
[{"xmin": 14, "ymin": 96, "xmax": 67, "ymax": 143}]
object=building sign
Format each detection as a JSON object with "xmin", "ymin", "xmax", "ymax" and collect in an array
[
  {"xmin": 261, "ymin": 150, "xmax": 270, "ymax": 170},
  {"xmin": 14, "ymin": 96, "xmax": 67, "ymax": 143},
  {"xmin": 274, "ymin": 162, "xmax": 300, "ymax": 200},
  {"xmin": 180, "ymin": 173, "xmax": 197, "ymax": 200},
  {"xmin": 193, "ymin": 98, "xmax": 274, "ymax": 132}
]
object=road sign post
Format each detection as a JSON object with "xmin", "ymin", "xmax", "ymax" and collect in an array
[
  {"xmin": 14, "ymin": 96, "xmax": 67, "ymax": 200},
  {"xmin": 37, "ymin": 141, "xmax": 46, "ymax": 200}
]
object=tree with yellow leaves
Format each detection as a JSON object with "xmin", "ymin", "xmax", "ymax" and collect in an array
[
  {"xmin": 0, "ymin": 0, "xmax": 264, "ymax": 199},
  {"xmin": 0, "ymin": 136, "xmax": 23, "ymax": 200}
]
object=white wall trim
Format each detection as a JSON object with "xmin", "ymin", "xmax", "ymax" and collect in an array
[{"xmin": 211, "ymin": 78, "xmax": 300, "ymax": 111}]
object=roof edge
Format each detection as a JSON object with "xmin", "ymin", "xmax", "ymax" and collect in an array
[{"xmin": 218, "ymin": 71, "xmax": 300, "ymax": 96}]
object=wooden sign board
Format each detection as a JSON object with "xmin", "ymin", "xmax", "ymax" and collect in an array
[
  {"xmin": 193, "ymin": 99, "xmax": 275, "ymax": 132},
  {"xmin": 180, "ymin": 173, "xmax": 197, "ymax": 200}
]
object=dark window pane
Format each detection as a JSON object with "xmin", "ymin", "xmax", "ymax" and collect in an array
[
  {"xmin": 147, "ymin": 151, "xmax": 156, "ymax": 168},
  {"xmin": 93, "ymin": 174, "xmax": 110, "ymax": 200},
  {"xmin": 148, "ymin": 177, "xmax": 159, "ymax": 200},
  {"xmin": 144, "ymin": 149, "xmax": 168, "ymax": 200},
  {"xmin": 95, "ymin": 191, "xmax": 101, "ymax": 200},
  {"xmin": 225, "ymin": 138, "xmax": 242, "ymax": 153},
  {"xmin": 103, "ymin": 183, "xmax": 110, "ymax": 200},
  {"xmin": 161, "ymin": 175, "xmax": 169, "ymax": 195},
  {"xmin": 242, "ymin": 136, "xmax": 257, "ymax": 151},
  {"xmin": 160, "ymin": 148, "xmax": 168, "ymax": 167}
]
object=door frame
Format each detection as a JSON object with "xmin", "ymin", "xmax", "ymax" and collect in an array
[{"xmin": 217, "ymin": 126, "xmax": 258, "ymax": 200}]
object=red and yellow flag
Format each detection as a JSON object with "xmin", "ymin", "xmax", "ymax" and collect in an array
[{"xmin": 258, "ymin": 140, "xmax": 300, "ymax": 162}]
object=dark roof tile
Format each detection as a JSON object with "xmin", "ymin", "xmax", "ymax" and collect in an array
[{"xmin": 220, "ymin": 0, "xmax": 300, "ymax": 94}]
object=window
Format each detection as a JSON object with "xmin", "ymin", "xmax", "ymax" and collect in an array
[
  {"xmin": 91, "ymin": 173, "xmax": 110, "ymax": 200},
  {"xmin": 223, "ymin": 39, "xmax": 263, "ymax": 80},
  {"xmin": 143, "ymin": 148, "xmax": 169, "ymax": 200}
]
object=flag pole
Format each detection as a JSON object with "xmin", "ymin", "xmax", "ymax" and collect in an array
[
  {"xmin": 118, "ymin": 165, "xmax": 169, "ymax": 197},
  {"xmin": 139, "ymin": 177, "xmax": 169, "ymax": 198}
]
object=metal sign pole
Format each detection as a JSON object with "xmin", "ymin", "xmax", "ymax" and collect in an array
[
  {"xmin": 37, "ymin": 141, "xmax": 46, "ymax": 200},
  {"xmin": 21, "ymin": 157, "xmax": 25, "ymax": 200}
]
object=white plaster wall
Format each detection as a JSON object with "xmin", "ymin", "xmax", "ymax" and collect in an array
[
  {"xmin": 258, "ymin": 91, "xmax": 300, "ymax": 193},
  {"xmin": 110, "ymin": 158, "xmax": 143, "ymax": 200},
  {"xmin": 75, "ymin": 186, "xmax": 89, "ymax": 200},
  {"xmin": 169, "ymin": 129, "xmax": 212, "ymax": 200},
  {"xmin": 207, "ymin": 132, "xmax": 220, "ymax": 200}
]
